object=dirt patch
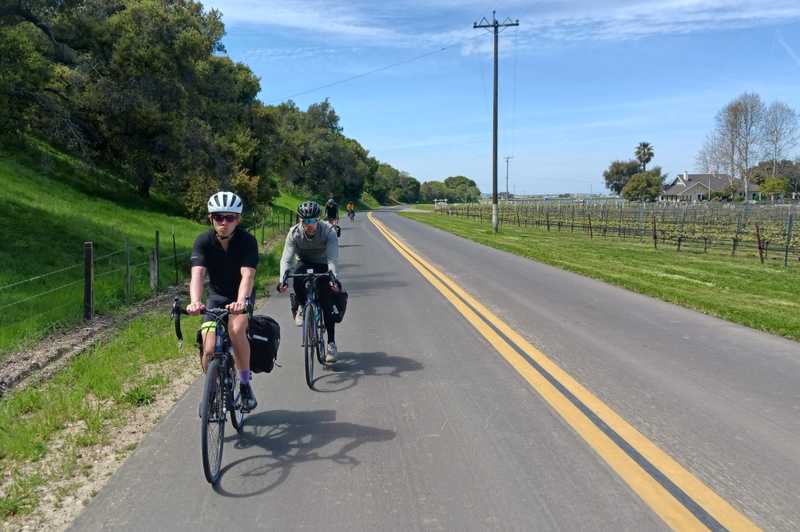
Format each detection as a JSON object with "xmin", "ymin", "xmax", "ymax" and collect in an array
[
  {"xmin": 0, "ymin": 356, "xmax": 199, "ymax": 532},
  {"xmin": 0, "ymin": 288, "xmax": 183, "ymax": 397}
]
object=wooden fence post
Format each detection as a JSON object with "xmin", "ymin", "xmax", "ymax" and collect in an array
[
  {"xmin": 124, "ymin": 238, "xmax": 131, "ymax": 302},
  {"xmin": 149, "ymin": 250, "xmax": 157, "ymax": 292},
  {"xmin": 571, "ymin": 205, "xmax": 575, "ymax": 232},
  {"xmin": 172, "ymin": 230, "xmax": 178, "ymax": 285},
  {"xmin": 84, "ymin": 241, "xmax": 93, "ymax": 320},
  {"xmin": 652, "ymin": 214, "xmax": 658, "ymax": 249},
  {"xmin": 755, "ymin": 224, "xmax": 765, "ymax": 264},
  {"xmin": 785, "ymin": 212, "xmax": 794, "ymax": 268},
  {"xmin": 154, "ymin": 230, "xmax": 160, "ymax": 292},
  {"xmin": 588, "ymin": 213, "xmax": 593, "ymax": 239}
]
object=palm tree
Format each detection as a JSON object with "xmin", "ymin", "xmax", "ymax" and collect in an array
[{"xmin": 635, "ymin": 142, "xmax": 655, "ymax": 171}]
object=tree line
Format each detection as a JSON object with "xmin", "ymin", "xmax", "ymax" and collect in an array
[
  {"xmin": 696, "ymin": 93, "xmax": 800, "ymax": 198},
  {"xmin": 0, "ymin": 0, "xmax": 480, "ymax": 216}
]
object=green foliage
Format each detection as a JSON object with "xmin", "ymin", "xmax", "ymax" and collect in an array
[
  {"xmin": 0, "ymin": 25, "xmax": 51, "ymax": 138},
  {"xmin": 443, "ymin": 175, "xmax": 480, "ymax": 202},
  {"xmin": 365, "ymin": 162, "xmax": 420, "ymax": 203},
  {"xmin": 621, "ymin": 168, "xmax": 665, "ymax": 202},
  {"xmin": 419, "ymin": 176, "xmax": 481, "ymax": 203},
  {"xmin": 2, "ymin": 0, "xmax": 414, "ymax": 217},
  {"xmin": 750, "ymin": 159, "xmax": 800, "ymax": 192},
  {"xmin": 635, "ymin": 142, "xmax": 655, "ymax": 171},
  {"xmin": 760, "ymin": 176, "xmax": 790, "ymax": 197},
  {"xmin": 603, "ymin": 160, "xmax": 641, "ymax": 195},
  {"xmin": 711, "ymin": 183, "xmax": 739, "ymax": 201}
]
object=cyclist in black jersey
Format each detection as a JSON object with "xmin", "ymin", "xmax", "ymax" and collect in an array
[
  {"xmin": 187, "ymin": 191, "xmax": 259, "ymax": 411},
  {"xmin": 325, "ymin": 196, "xmax": 338, "ymax": 223}
]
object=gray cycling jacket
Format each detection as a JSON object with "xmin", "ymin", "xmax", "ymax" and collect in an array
[{"xmin": 279, "ymin": 222, "xmax": 339, "ymax": 281}]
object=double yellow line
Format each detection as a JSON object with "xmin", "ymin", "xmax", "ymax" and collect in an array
[{"xmin": 369, "ymin": 212, "xmax": 759, "ymax": 532}]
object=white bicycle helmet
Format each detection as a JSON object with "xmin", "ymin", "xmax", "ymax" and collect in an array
[{"xmin": 207, "ymin": 191, "xmax": 243, "ymax": 214}]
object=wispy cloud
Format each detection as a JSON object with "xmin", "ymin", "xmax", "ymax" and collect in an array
[
  {"xmin": 776, "ymin": 31, "xmax": 800, "ymax": 70},
  {"xmin": 207, "ymin": 0, "xmax": 800, "ymax": 54}
]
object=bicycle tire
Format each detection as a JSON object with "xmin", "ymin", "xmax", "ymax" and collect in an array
[
  {"xmin": 228, "ymin": 361, "xmax": 245, "ymax": 432},
  {"xmin": 304, "ymin": 304, "xmax": 316, "ymax": 389},
  {"xmin": 201, "ymin": 358, "xmax": 225, "ymax": 484},
  {"xmin": 316, "ymin": 306, "xmax": 327, "ymax": 365}
]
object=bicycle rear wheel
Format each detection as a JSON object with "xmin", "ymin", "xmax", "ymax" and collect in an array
[
  {"xmin": 304, "ymin": 304, "xmax": 316, "ymax": 389},
  {"xmin": 201, "ymin": 358, "xmax": 225, "ymax": 484},
  {"xmin": 227, "ymin": 362, "xmax": 245, "ymax": 432}
]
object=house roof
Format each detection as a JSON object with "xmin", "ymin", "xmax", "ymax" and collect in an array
[{"xmin": 662, "ymin": 173, "xmax": 759, "ymax": 196}]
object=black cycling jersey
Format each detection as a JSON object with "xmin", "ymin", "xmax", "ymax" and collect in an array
[
  {"xmin": 191, "ymin": 228, "xmax": 259, "ymax": 299},
  {"xmin": 325, "ymin": 204, "xmax": 338, "ymax": 220}
]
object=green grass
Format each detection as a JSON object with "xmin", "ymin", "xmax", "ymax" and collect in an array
[
  {"xmin": 0, "ymin": 310, "xmax": 190, "ymax": 518},
  {"xmin": 0, "ymin": 140, "xmax": 292, "ymax": 357},
  {"xmin": 271, "ymin": 188, "xmax": 306, "ymax": 213},
  {"xmin": 401, "ymin": 212, "xmax": 800, "ymax": 341},
  {"xmin": 359, "ymin": 191, "xmax": 380, "ymax": 210},
  {"xmin": 0, "ymin": 240, "xmax": 284, "ymax": 519},
  {"xmin": 0, "ymin": 141, "xmax": 207, "ymax": 356}
]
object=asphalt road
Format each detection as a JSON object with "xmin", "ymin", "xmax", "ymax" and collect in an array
[{"xmin": 71, "ymin": 210, "xmax": 800, "ymax": 531}]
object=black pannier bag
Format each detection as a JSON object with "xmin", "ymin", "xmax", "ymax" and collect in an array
[
  {"xmin": 330, "ymin": 290, "xmax": 348, "ymax": 323},
  {"xmin": 248, "ymin": 315, "xmax": 280, "ymax": 373}
]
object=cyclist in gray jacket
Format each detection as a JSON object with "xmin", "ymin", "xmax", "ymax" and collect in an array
[{"xmin": 277, "ymin": 201, "xmax": 342, "ymax": 363}]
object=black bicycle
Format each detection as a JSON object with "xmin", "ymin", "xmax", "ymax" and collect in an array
[
  {"xmin": 286, "ymin": 271, "xmax": 333, "ymax": 389},
  {"xmin": 171, "ymin": 297, "xmax": 253, "ymax": 485},
  {"xmin": 326, "ymin": 217, "xmax": 341, "ymax": 237}
]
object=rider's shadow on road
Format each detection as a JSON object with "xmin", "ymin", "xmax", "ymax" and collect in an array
[
  {"xmin": 214, "ymin": 409, "xmax": 395, "ymax": 498},
  {"xmin": 312, "ymin": 351, "xmax": 424, "ymax": 393}
]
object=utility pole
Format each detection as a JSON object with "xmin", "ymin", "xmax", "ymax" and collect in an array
[
  {"xmin": 474, "ymin": 11, "xmax": 519, "ymax": 233},
  {"xmin": 505, "ymin": 155, "xmax": 513, "ymax": 200}
]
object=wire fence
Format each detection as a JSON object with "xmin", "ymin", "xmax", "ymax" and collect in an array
[
  {"xmin": 0, "ymin": 206, "xmax": 298, "ymax": 357},
  {"xmin": 436, "ymin": 201, "xmax": 800, "ymax": 267}
]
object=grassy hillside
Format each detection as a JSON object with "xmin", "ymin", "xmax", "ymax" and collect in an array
[{"xmin": 0, "ymin": 142, "xmax": 203, "ymax": 356}]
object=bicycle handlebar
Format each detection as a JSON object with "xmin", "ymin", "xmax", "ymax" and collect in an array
[{"xmin": 170, "ymin": 297, "xmax": 253, "ymax": 343}]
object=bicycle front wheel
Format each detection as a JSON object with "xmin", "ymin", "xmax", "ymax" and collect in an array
[
  {"xmin": 304, "ymin": 304, "xmax": 316, "ymax": 389},
  {"xmin": 227, "ymin": 362, "xmax": 245, "ymax": 432},
  {"xmin": 201, "ymin": 358, "xmax": 225, "ymax": 484},
  {"xmin": 316, "ymin": 309, "xmax": 327, "ymax": 366}
]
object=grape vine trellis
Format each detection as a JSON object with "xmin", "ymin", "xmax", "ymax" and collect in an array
[{"xmin": 436, "ymin": 202, "xmax": 800, "ymax": 266}]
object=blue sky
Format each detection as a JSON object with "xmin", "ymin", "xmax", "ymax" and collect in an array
[{"xmin": 204, "ymin": 0, "xmax": 800, "ymax": 195}]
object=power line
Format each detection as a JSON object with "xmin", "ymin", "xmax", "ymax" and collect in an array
[{"xmin": 268, "ymin": 37, "xmax": 482, "ymax": 104}]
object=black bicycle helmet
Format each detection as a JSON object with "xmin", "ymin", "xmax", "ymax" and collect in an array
[
  {"xmin": 297, "ymin": 201, "xmax": 321, "ymax": 219},
  {"xmin": 326, "ymin": 198, "xmax": 336, "ymax": 206}
]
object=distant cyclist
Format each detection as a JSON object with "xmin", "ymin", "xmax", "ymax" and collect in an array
[
  {"xmin": 346, "ymin": 201, "xmax": 355, "ymax": 222},
  {"xmin": 187, "ymin": 191, "xmax": 258, "ymax": 411},
  {"xmin": 325, "ymin": 196, "xmax": 338, "ymax": 224},
  {"xmin": 277, "ymin": 201, "xmax": 342, "ymax": 363}
]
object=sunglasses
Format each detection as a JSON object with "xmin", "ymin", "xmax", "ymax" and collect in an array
[
  {"xmin": 302, "ymin": 217, "xmax": 318, "ymax": 225},
  {"xmin": 211, "ymin": 214, "xmax": 239, "ymax": 223}
]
